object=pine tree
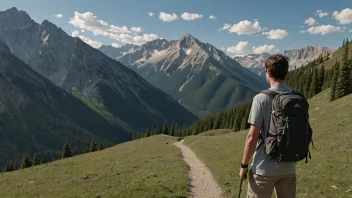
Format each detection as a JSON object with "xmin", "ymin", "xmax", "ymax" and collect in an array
[
  {"xmin": 162, "ymin": 122, "xmax": 169, "ymax": 135},
  {"xmin": 31, "ymin": 153, "xmax": 38, "ymax": 166},
  {"xmin": 318, "ymin": 64, "xmax": 325, "ymax": 92},
  {"xmin": 21, "ymin": 151, "xmax": 31, "ymax": 169},
  {"xmin": 4, "ymin": 160, "xmax": 14, "ymax": 172},
  {"xmin": 145, "ymin": 127, "xmax": 151, "ymax": 137},
  {"xmin": 342, "ymin": 38, "xmax": 346, "ymax": 47},
  {"xmin": 99, "ymin": 142, "xmax": 104, "ymax": 150},
  {"xmin": 308, "ymin": 67, "xmax": 318, "ymax": 98},
  {"xmin": 240, "ymin": 106, "xmax": 251, "ymax": 130},
  {"xmin": 61, "ymin": 139, "xmax": 72, "ymax": 159},
  {"xmin": 156, "ymin": 125, "xmax": 162, "ymax": 134},
  {"xmin": 170, "ymin": 122, "xmax": 177, "ymax": 136},
  {"xmin": 213, "ymin": 116, "xmax": 221, "ymax": 129},
  {"xmin": 90, "ymin": 140, "xmax": 98, "ymax": 152},
  {"xmin": 335, "ymin": 42, "xmax": 351, "ymax": 99},
  {"xmin": 330, "ymin": 62, "xmax": 339, "ymax": 101}
]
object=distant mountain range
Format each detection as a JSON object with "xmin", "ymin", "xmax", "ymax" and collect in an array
[
  {"xmin": 0, "ymin": 7, "xmax": 197, "ymax": 166},
  {"xmin": 234, "ymin": 46, "xmax": 334, "ymax": 75},
  {"xmin": 113, "ymin": 34, "xmax": 267, "ymax": 116},
  {"xmin": 0, "ymin": 39, "xmax": 126, "ymax": 166},
  {"xmin": 98, "ymin": 44, "xmax": 138, "ymax": 60}
]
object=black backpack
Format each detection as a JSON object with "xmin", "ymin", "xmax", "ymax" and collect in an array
[{"xmin": 257, "ymin": 90, "xmax": 313, "ymax": 163}]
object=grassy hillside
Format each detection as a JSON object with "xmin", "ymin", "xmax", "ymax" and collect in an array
[
  {"xmin": 318, "ymin": 42, "xmax": 352, "ymax": 69},
  {"xmin": 185, "ymin": 89, "xmax": 352, "ymax": 198},
  {"xmin": 0, "ymin": 135, "xmax": 189, "ymax": 198}
]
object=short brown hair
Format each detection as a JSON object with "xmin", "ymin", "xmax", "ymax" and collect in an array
[{"xmin": 264, "ymin": 54, "xmax": 289, "ymax": 80}]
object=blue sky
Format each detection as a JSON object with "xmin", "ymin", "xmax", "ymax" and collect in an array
[{"xmin": 1, "ymin": 0, "xmax": 352, "ymax": 55}]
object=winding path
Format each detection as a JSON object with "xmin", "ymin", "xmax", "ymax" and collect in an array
[{"xmin": 174, "ymin": 140, "xmax": 222, "ymax": 198}]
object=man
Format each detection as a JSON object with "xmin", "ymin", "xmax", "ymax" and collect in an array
[{"xmin": 239, "ymin": 54, "xmax": 296, "ymax": 198}]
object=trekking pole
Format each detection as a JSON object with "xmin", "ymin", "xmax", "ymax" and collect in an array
[{"xmin": 238, "ymin": 179, "xmax": 243, "ymax": 198}]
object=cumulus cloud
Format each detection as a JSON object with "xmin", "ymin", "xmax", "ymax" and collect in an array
[
  {"xmin": 222, "ymin": 23, "xmax": 232, "ymax": 30},
  {"xmin": 221, "ymin": 47, "xmax": 225, "ymax": 51},
  {"xmin": 262, "ymin": 29, "xmax": 288, "ymax": 39},
  {"xmin": 71, "ymin": 30, "xmax": 80, "ymax": 37},
  {"xmin": 148, "ymin": 12, "xmax": 154, "ymax": 17},
  {"xmin": 300, "ymin": 30, "xmax": 306, "ymax": 33},
  {"xmin": 69, "ymin": 11, "xmax": 159, "ymax": 45},
  {"xmin": 253, "ymin": 45, "xmax": 275, "ymax": 54},
  {"xmin": 209, "ymin": 15, "xmax": 217, "ymax": 20},
  {"xmin": 300, "ymin": 26, "xmax": 304, "ymax": 28},
  {"xmin": 131, "ymin": 27, "xmax": 143, "ymax": 33},
  {"xmin": 159, "ymin": 12, "xmax": 178, "ymax": 22},
  {"xmin": 108, "ymin": 33, "xmax": 160, "ymax": 45},
  {"xmin": 111, "ymin": 43, "xmax": 121, "ymax": 48},
  {"xmin": 226, "ymin": 41, "xmax": 248, "ymax": 55},
  {"xmin": 181, "ymin": 12, "xmax": 203, "ymax": 21},
  {"xmin": 349, "ymin": 30, "xmax": 352, "ymax": 32},
  {"xmin": 304, "ymin": 17, "xmax": 316, "ymax": 26},
  {"xmin": 307, "ymin": 25, "xmax": 341, "ymax": 35},
  {"xmin": 78, "ymin": 36, "xmax": 102, "ymax": 48},
  {"xmin": 54, "ymin": 14, "xmax": 63, "ymax": 18},
  {"xmin": 333, "ymin": 8, "xmax": 352, "ymax": 24},
  {"xmin": 81, "ymin": 29, "xmax": 86, "ymax": 32},
  {"xmin": 316, "ymin": 10, "xmax": 329, "ymax": 18},
  {"xmin": 69, "ymin": 12, "xmax": 131, "ymax": 34},
  {"xmin": 224, "ymin": 20, "xmax": 262, "ymax": 35}
]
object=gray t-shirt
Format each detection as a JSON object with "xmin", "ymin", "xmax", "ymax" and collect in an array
[{"xmin": 248, "ymin": 84, "xmax": 296, "ymax": 176}]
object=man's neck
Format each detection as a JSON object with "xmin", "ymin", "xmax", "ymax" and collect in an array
[{"xmin": 269, "ymin": 80, "xmax": 284, "ymax": 88}]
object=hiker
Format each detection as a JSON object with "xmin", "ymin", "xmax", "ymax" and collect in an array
[{"xmin": 239, "ymin": 54, "xmax": 313, "ymax": 198}]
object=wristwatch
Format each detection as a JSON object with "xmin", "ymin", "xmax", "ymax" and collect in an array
[{"xmin": 241, "ymin": 163, "xmax": 248, "ymax": 168}]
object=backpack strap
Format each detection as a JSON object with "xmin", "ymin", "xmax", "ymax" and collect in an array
[
  {"xmin": 260, "ymin": 90, "xmax": 279, "ymax": 98},
  {"xmin": 255, "ymin": 90, "xmax": 279, "ymax": 151}
]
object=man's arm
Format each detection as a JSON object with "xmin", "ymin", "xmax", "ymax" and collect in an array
[
  {"xmin": 242, "ymin": 124, "xmax": 261, "ymax": 165},
  {"xmin": 239, "ymin": 124, "xmax": 261, "ymax": 180}
]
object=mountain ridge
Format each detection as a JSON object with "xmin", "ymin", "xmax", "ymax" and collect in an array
[
  {"xmin": 0, "ymin": 7, "xmax": 197, "ymax": 132},
  {"xmin": 119, "ymin": 34, "xmax": 267, "ymax": 115}
]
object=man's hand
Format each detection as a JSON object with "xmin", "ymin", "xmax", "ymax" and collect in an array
[{"xmin": 239, "ymin": 168, "xmax": 248, "ymax": 180}]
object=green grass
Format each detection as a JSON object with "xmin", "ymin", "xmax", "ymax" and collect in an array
[
  {"xmin": 184, "ymin": 89, "xmax": 352, "ymax": 198},
  {"xmin": 0, "ymin": 135, "xmax": 189, "ymax": 198}
]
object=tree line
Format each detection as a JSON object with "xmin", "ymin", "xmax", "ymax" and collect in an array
[{"xmin": 3, "ymin": 139, "xmax": 105, "ymax": 172}]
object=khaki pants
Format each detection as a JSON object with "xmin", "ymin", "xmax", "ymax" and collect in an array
[{"xmin": 247, "ymin": 171, "xmax": 296, "ymax": 198}]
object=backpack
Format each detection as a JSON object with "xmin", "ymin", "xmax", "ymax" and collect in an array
[{"xmin": 257, "ymin": 90, "xmax": 313, "ymax": 163}]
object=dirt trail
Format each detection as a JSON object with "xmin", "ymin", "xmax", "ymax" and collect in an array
[{"xmin": 174, "ymin": 140, "xmax": 222, "ymax": 198}]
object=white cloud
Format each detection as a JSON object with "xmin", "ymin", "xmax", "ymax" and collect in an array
[
  {"xmin": 300, "ymin": 30, "xmax": 306, "ymax": 33},
  {"xmin": 131, "ymin": 27, "xmax": 143, "ymax": 33},
  {"xmin": 304, "ymin": 17, "xmax": 316, "ymax": 26},
  {"xmin": 222, "ymin": 23, "xmax": 232, "ymax": 30},
  {"xmin": 81, "ymin": 29, "xmax": 85, "ymax": 32},
  {"xmin": 69, "ymin": 12, "xmax": 131, "ymax": 34},
  {"xmin": 262, "ymin": 29, "xmax": 288, "ymax": 39},
  {"xmin": 226, "ymin": 41, "xmax": 248, "ymax": 55},
  {"xmin": 349, "ymin": 30, "xmax": 352, "ymax": 32},
  {"xmin": 307, "ymin": 25, "xmax": 341, "ymax": 35},
  {"xmin": 316, "ymin": 10, "xmax": 329, "ymax": 18},
  {"xmin": 253, "ymin": 45, "xmax": 275, "ymax": 54},
  {"xmin": 226, "ymin": 20, "xmax": 262, "ymax": 35},
  {"xmin": 333, "ymin": 8, "xmax": 352, "ymax": 24},
  {"xmin": 54, "ymin": 14, "xmax": 63, "ymax": 18},
  {"xmin": 78, "ymin": 36, "xmax": 102, "ymax": 48},
  {"xmin": 111, "ymin": 43, "xmax": 121, "ymax": 48},
  {"xmin": 108, "ymin": 33, "xmax": 159, "ymax": 45},
  {"xmin": 69, "ymin": 11, "xmax": 159, "ymax": 45},
  {"xmin": 343, "ymin": 27, "xmax": 348, "ymax": 30},
  {"xmin": 71, "ymin": 30, "xmax": 80, "ymax": 37},
  {"xmin": 181, "ymin": 12, "xmax": 203, "ymax": 21},
  {"xmin": 209, "ymin": 15, "xmax": 217, "ymax": 20},
  {"xmin": 220, "ymin": 47, "xmax": 225, "ymax": 51},
  {"xmin": 159, "ymin": 12, "xmax": 178, "ymax": 22},
  {"xmin": 148, "ymin": 12, "xmax": 154, "ymax": 17},
  {"xmin": 300, "ymin": 26, "xmax": 304, "ymax": 28}
]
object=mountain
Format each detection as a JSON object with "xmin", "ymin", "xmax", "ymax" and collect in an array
[
  {"xmin": 98, "ymin": 44, "xmax": 138, "ymax": 60},
  {"xmin": 0, "ymin": 8, "xmax": 196, "ymax": 130},
  {"xmin": 235, "ymin": 45, "xmax": 334, "ymax": 75},
  {"xmin": 119, "ymin": 34, "xmax": 267, "ymax": 116},
  {"xmin": 0, "ymin": 39, "xmax": 129, "ymax": 167}
]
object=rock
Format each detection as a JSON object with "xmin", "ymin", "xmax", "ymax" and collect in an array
[
  {"xmin": 82, "ymin": 175, "xmax": 89, "ymax": 180},
  {"xmin": 29, "ymin": 181, "xmax": 34, "ymax": 184}
]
